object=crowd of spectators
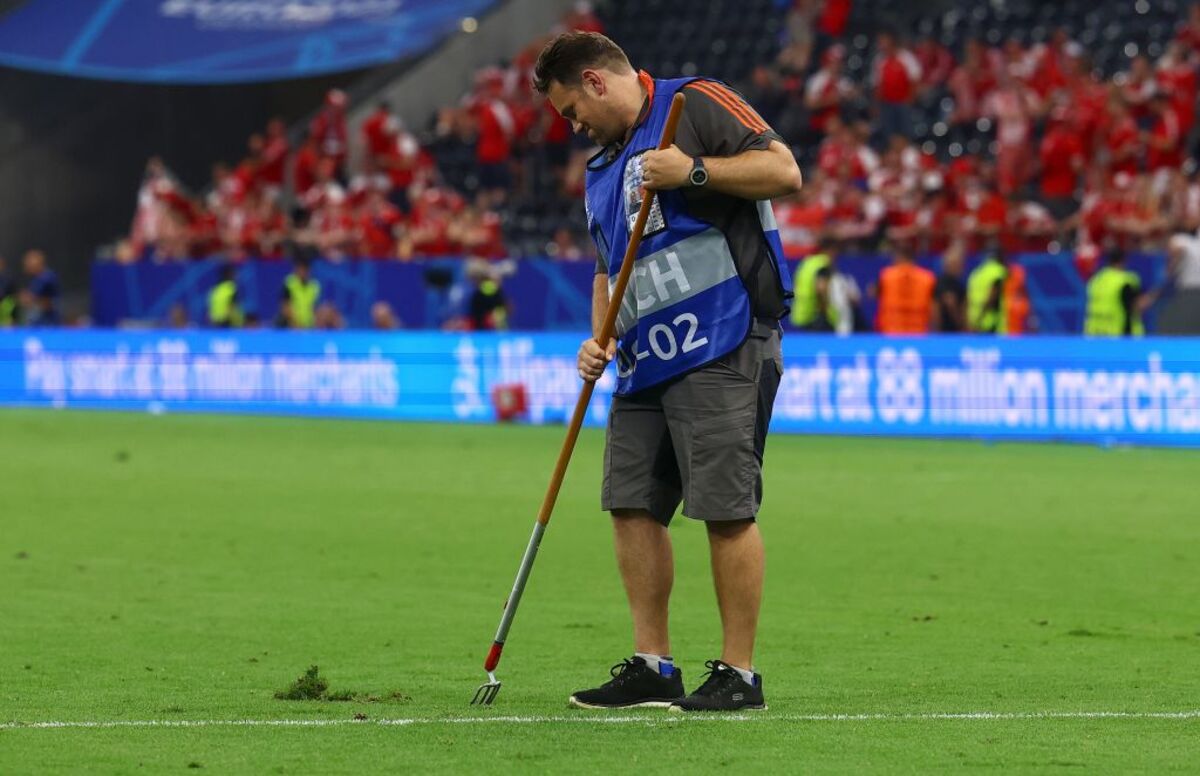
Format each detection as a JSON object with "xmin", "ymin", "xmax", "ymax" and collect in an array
[
  {"xmin": 117, "ymin": 0, "xmax": 1200, "ymax": 284},
  {"xmin": 121, "ymin": 3, "xmax": 605, "ymax": 268},
  {"xmin": 0, "ymin": 0, "xmax": 1169, "ymax": 334},
  {"xmin": 765, "ymin": 1, "xmax": 1200, "ymax": 275},
  {"xmin": 122, "ymin": 98, "xmax": 515, "ymax": 264}
]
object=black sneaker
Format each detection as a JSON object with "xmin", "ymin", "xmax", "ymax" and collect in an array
[
  {"xmin": 669, "ymin": 660, "xmax": 766, "ymax": 712},
  {"xmin": 568, "ymin": 656, "xmax": 685, "ymax": 709}
]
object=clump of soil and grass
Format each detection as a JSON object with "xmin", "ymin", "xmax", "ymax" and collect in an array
[
  {"xmin": 275, "ymin": 666, "xmax": 331, "ymax": 700},
  {"xmin": 274, "ymin": 666, "xmax": 410, "ymax": 704}
]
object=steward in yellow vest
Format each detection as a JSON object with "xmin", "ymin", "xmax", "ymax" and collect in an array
[
  {"xmin": 1085, "ymin": 252, "xmax": 1145, "ymax": 336},
  {"xmin": 790, "ymin": 251, "xmax": 837, "ymax": 331},
  {"xmin": 0, "ymin": 267, "xmax": 15, "ymax": 327},
  {"xmin": 281, "ymin": 259, "xmax": 321, "ymax": 329},
  {"xmin": 207, "ymin": 264, "xmax": 243, "ymax": 328},
  {"xmin": 0, "ymin": 293, "xmax": 14, "ymax": 327},
  {"xmin": 966, "ymin": 254, "xmax": 1008, "ymax": 334}
]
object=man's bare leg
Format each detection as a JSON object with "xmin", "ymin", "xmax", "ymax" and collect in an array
[
  {"xmin": 706, "ymin": 518, "xmax": 763, "ymax": 670},
  {"xmin": 612, "ymin": 509, "xmax": 673, "ymax": 655}
]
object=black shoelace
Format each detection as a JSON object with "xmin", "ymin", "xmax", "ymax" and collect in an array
[
  {"xmin": 693, "ymin": 660, "xmax": 740, "ymax": 696},
  {"xmin": 604, "ymin": 658, "xmax": 642, "ymax": 688}
]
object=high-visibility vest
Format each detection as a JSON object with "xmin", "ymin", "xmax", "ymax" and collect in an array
[
  {"xmin": 1005, "ymin": 263, "xmax": 1030, "ymax": 334},
  {"xmin": 877, "ymin": 262, "xmax": 936, "ymax": 334},
  {"xmin": 1085, "ymin": 266, "xmax": 1144, "ymax": 336},
  {"xmin": 0, "ymin": 294, "xmax": 14, "ymax": 326},
  {"xmin": 284, "ymin": 274, "xmax": 321, "ymax": 329},
  {"xmin": 966, "ymin": 258, "xmax": 1008, "ymax": 333},
  {"xmin": 208, "ymin": 279, "xmax": 243, "ymax": 328},
  {"xmin": 479, "ymin": 280, "xmax": 508, "ymax": 330},
  {"xmin": 791, "ymin": 253, "xmax": 837, "ymax": 328}
]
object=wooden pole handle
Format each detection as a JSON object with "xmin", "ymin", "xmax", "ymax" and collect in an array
[{"xmin": 534, "ymin": 91, "xmax": 687, "ymax": 527}]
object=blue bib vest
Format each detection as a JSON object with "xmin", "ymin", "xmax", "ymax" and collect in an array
[{"xmin": 585, "ymin": 76, "xmax": 791, "ymax": 396}]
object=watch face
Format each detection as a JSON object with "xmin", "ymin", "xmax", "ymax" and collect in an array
[{"xmin": 690, "ymin": 168, "xmax": 708, "ymax": 186}]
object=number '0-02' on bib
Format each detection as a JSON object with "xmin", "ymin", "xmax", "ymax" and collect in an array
[{"xmin": 584, "ymin": 76, "xmax": 783, "ymax": 395}]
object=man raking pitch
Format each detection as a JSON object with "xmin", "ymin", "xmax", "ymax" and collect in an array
[{"xmin": 474, "ymin": 32, "xmax": 800, "ymax": 712}]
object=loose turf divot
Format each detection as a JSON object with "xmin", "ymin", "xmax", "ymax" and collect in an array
[
  {"xmin": 274, "ymin": 666, "xmax": 407, "ymax": 703},
  {"xmin": 275, "ymin": 666, "xmax": 329, "ymax": 701}
]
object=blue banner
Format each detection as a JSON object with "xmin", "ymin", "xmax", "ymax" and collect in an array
[
  {"xmin": 3, "ymin": 330, "xmax": 1199, "ymax": 448},
  {"xmin": 90, "ymin": 254, "xmax": 1168, "ymax": 334},
  {"xmin": 0, "ymin": 0, "xmax": 496, "ymax": 83}
]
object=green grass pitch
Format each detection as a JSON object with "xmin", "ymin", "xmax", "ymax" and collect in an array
[{"xmin": 2, "ymin": 409, "xmax": 1198, "ymax": 773}]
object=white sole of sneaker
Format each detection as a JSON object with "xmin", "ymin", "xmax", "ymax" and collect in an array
[
  {"xmin": 567, "ymin": 696, "xmax": 678, "ymax": 710},
  {"xmin": 667, "ymin": 704, "xmax": 768, "ymax": 713}
]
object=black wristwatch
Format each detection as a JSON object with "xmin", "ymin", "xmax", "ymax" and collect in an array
[{"xmin": 689, "ymin": 156, "xmax": 708, "ymax": 187}]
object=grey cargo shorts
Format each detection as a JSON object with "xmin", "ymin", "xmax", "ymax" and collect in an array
[{"xmin": 601, "ymin": 322, "xmax": 784, "ymax": 525}]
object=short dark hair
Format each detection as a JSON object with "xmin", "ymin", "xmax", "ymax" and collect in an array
[{"xmin": 533, "ymin": 31, "xmax": 632, "ymax": 94}]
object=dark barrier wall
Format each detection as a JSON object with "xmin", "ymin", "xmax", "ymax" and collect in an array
[
  {"xmin": 91, "ymin": 253, "xmax": 1169, "ymax": 334},
  {"xmin": 0, "ymin": 68, "xmax": 365, "ymax": 306},
  {"xmin": 4, "ymin": 330, "xmax": 1199, "ymax": 448}
]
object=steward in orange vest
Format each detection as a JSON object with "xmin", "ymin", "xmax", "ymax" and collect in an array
[
  {"xmin": 877, "ymin": 249, "xmax": 937, "ymax": 334},
  {"xmin": 1004, "ymin": 262, "xmax": 1030, "ymax": 334}
]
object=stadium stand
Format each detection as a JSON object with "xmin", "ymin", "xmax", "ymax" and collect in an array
[
  {"xmin": 115, "ymin": 1, "xmax": 1200, "ymax": 267},
  {"xmin": 5, "ymin": 0, "xmax": 1197, "ymax": 332}
]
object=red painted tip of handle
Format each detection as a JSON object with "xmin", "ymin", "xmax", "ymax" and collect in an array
[{"xmin": 484, "ymin": 641, "xmax": 504, "ymax": 672}]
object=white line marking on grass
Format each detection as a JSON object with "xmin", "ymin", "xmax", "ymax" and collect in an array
[{"xmin": 3, "ymin": 711, "xmax": 1199, "ymax": 731}]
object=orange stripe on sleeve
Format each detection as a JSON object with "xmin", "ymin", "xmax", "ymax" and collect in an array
[
  {"xmin": 687, "ymin": 82, "xmax": 764, "ymax": 131},
  {"xmin": 705, "ymin": 81, "xmax": 771, "ymax": 132},
  {"xmin": 700, "ymin": 80, "xmax": 768, "ymax": 123},
  {"xmin": 686, "ymin": 81, "xmax": 768, "ymax": 133}
]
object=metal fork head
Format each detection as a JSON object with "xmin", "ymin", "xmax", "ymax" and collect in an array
[{"xmin": 471, "ymin": 672, "xmax": 501, "ymax": 705}]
